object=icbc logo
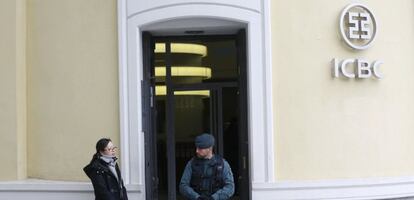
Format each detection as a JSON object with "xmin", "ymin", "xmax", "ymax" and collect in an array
[
  {"xmin": 339, "ymin": 3, "xmax": 377, "ymax": 50},
  {"xmin": 333, "ymin": 4, "xmax": 383, "ymax": 79}
]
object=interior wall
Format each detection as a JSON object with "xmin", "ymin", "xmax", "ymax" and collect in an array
[
  {"xmin": 27, "ymin": 0, "xmax": 119, "ymax": 181},
  {"xmin": 271, "ymin": 0, "xmax": 414, "ymax": 180}
]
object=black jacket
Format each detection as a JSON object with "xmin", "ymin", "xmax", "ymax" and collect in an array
[{"xmin": 83, "ymin": 157, "xmax": 128, "ymax": 200}]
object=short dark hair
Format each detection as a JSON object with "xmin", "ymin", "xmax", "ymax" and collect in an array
[{"xmin": 96, "ymin": 138, "xmax": 112, "ymax": 154}]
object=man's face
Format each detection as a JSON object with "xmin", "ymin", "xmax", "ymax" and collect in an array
[{"xmin": 196, "ymin": 147, "xmax": 212, "ymax": 158}]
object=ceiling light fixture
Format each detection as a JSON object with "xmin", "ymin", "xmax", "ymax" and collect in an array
[
  {"xmin": 184, "ymin": 30, "xmax": 205, "ymax": 34},
  {"xmin": 155, "ymin": 43, "xmax": 207, "ymax": 57},
  {"xmin": 155, "ymin": 85, "xmax": 210, "ymax": 97},
  {"xmin": 155, "ymin": 66, "xmax": 212, "ymax": 79}
]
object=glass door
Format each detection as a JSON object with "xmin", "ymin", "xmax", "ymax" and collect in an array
[{"xmin": 144, "ymin": 34, "xmax": 249, "ymax": 200}]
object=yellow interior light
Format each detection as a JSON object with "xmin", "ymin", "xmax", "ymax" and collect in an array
[
  {"xmin": 155, "ymin": 66, "xmax": 211, "ymax": 79},
  {"xmin": 155, "ymin": 43, "xmax": 207, "ymax": 57},
  {"xmin": 155, "ymin": 85, "xmax": 210, "ymax": 97}
]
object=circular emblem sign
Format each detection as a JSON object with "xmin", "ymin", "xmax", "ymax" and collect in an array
[{"xmin": 339, "ymin": 3, "xmax": 377, "ymax": 50}]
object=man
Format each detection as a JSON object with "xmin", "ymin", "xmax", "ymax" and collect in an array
[{"xmin": 179, "ymin": 133, "xmax": 235, "ymax": 200}]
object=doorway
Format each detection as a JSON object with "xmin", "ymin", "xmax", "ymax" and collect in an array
[{"xmin": 142, "ymin": 31, "xmax": 250, "ymax": 200}]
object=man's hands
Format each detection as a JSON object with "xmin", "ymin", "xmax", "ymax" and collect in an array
[{"xmin": 197, "ymin": 195, "xmax": 214, "ymax": 200}]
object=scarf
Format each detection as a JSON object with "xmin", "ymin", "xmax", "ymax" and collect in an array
[{"xmin": 100, "ymin": 155, "xmax": 119, "ymax": 181}]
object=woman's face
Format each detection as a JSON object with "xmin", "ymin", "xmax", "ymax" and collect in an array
[{"xmin": 101, "ymin": 141, "xmax": 117, "ymax": 156}]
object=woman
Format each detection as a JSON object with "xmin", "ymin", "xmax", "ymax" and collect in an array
[{"xmin": 83, "ymin": 138, "xmax": 128, "ymax": 200}]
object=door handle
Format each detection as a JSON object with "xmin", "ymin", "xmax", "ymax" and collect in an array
[{"xmin": 150, "ymin": 86, "xmax": 154, "ymax": 108}]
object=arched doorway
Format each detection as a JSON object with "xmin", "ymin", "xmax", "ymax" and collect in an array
[{"xmin": 141, "ymin": 19, "xmax": 250, "ymax": 200}]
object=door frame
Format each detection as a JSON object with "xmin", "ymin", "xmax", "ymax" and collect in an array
[
  {"xmin": 142, "ymin": 34, "xmax": 250, "ymax": 199},
  {"xmin": 121, "ymin": 5, "xmax": 275, "ymax": 198}
]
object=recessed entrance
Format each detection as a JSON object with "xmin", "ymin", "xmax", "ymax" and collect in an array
[{"xmin": 142, "ymin": 31, "xmax": 250, "ymax": 200}]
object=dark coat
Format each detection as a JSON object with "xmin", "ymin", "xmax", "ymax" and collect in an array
[
  {"xmin": 179, "ymin": 155, "xmax": 235, "ymax": 200},
  {"xmin": 83, "ymin": 157, "xmax": 128, "ymax": 200}
]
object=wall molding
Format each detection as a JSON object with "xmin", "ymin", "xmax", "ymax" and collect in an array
[
  {"xmin": 252, "ymin": 176, "xmax": 414, "ymax": 199},
  {"xmin": 262, "ymin": 0, "xmax": 275, "ymax": 183},
  {"xmin": 0, "ymin": 180, "xmax": 142, "ymax": 192},
  {"xmin": 1, "ymin": 177, "xmax": 414, "ymax": 200},
  {"xmin": 0, "ymin": 180, "xmax": 143, "ymax": 200},
  {"xmin": 127, "ymin": 2, "xmax": 260, "ymax": 18}
]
